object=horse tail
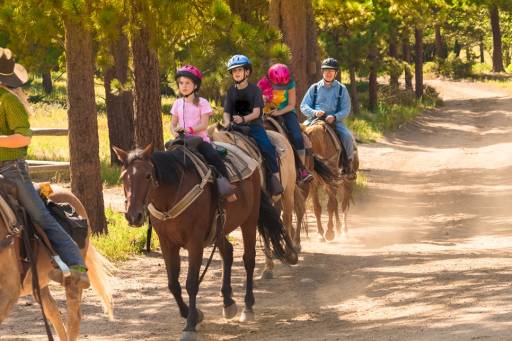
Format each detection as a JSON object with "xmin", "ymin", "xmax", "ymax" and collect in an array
[
  {"xmin": 258, "ymin": 191, "xmax": 298, "ymax": 265},
  {"xmin": 313, "ymin": 155, "xmax": 336, "ymax": 182},
  {"xmin": 84, "ymin": 244, "xmax": 114, "ymax": 320}
]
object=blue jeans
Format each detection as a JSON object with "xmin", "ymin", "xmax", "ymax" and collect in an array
[
  {"xmin": 281, "ymin": 112, "xmax": 305, "ymax": 151},
  {"xmin": 248, "ymin": 124, "xmax": 279, "ymax": 173},
  {"xmin": 304, "ymin": 118, "xmax": 354, "ymax": 159},
  {"xmin": 0, "ymin": 160, "xmax": 85, "ymax": 267}
]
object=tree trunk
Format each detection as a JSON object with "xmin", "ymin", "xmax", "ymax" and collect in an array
[
  {"xmin": 434, "ymin": 24, "xmax": 446, "ymax": 60},
  {"xmin": 105, "ymin": 30, "xmax": 135, "ymax": 165},
  {"xmin": 269, "ymin": 0, "xmax": 320, "ymax": 119},
  {"xmin": 131, "ymin": 23, "xmax": 163, "ymax": 150},
  {"xmin": 389, "ymin": 35, "xmax": 399, "ymax": 89},
  {"xmin": 466, "ymin": 46, "xmax": 472, "ymax": 62},
  {"xmin": 489, "ymin": 3, "xmax": 504, "ymax": 72},
  {"xmin": 402, "ymin": 32, "xmax": 413, "ymax": 91},
  {"xmin": 414, "ymin": 28, "xmax": 424, "ymax": 98},
  {"xmin": 63, "ymin": 15, "xmax": 107, "ymax": 234},
  {"xmin": 480, "ymin": 41, "xmax": 485, "ymax": 63},
  {"xmin": 368, "ymin": 47, "xmax": 378, "ymax": 112},
  {"xmin": 42, "ymin": 71, "xmax": 53, "ymax": 94},
  {"xmin": 454, "ymin": 40, "xmax": 462, "ymax": 57},
  {"xmin": 348, "ymin": 65, "xmax": 359, "ymax": 115}
]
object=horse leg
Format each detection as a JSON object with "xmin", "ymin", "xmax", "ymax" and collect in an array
[
  {"xmin": 218, "ymin": 237, "xmax": 237, "ymax": 318},
  {"xmin": 261, "ymin": 252, "xmax": 274, "ymax": 280},
  {"xmin": 240, "ymin": 222, "xmax": 256, "ymax": 322},
  {"xmin": 161, "ymin": 241, "xmax": 189, "ymax": 319},
  {"xmin": 181, "ymin": 246, "xmax": 204, "ymax": 341},
  {"xmin": 64, "ymin": 283, "xmax": 83, "ymax": 340},
  {"xmin": 282, "ymin": 186, "xmax": 296, "ymax": 251},
  {"xmin": 0, "ymin": 273, "xmax": 20, "ymax": 323},
  {"xmin": 325, "ymin": 188, "xmax": 337, "ymax": 241},
  {"xmin": 37, "ymin": 286, "xmax": 67, "ymax": 341},
  {"xmin": 311, "ymin": 184, "xmax": 325, "ymax": 242}
]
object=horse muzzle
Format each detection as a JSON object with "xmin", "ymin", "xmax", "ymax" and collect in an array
[{"xmin": 125, "ymin": 210, "xmax": 146, "ymax": 227}]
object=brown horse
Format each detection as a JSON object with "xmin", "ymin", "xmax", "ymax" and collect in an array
[
  {"xmin": 262, "ymin": 117, "xmax": 336, "ymax": 249},
  {"xmin": 0, "ymin": 186, "xmax": 113, "ymax": 341},
  {"xmin": 209, "ymin": 127, "xmax": 299, "ymax": 279},
  {"xmin": 304, "ymin": 121, "xmax": 359, "ymax": 241},
  {"xmin": 114, "ymin": 144, "xmax": 297, "ymax": 341}
]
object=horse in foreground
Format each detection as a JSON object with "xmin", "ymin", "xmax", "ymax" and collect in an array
[
  {"xmin": 0, "ymin": 186, "xmax": 113, "ymax": 341},
  {"xmin": 114, "ymin": 144, "xmax": 297, "ymax": 341}
]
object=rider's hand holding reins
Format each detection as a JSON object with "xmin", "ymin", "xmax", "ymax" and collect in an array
[
  {"xmin": 315, "ymin": 110, "xmax": 325, "ymax": 118},
  {"xmin": 325, "ymin": 115, "xmax": 336, "ymax": 124},
  {"xmin": 232, "ymin": 115, "xmax": 244, "ymax": 124}
]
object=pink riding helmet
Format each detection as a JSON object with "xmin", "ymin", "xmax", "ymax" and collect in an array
[
  {"xmin": 175, "ymin": 65, "xmax": 203, "ymax": 89},
  {"xmin": 267, "ymin": 63, "xmax": 291, "ymax": 85}
]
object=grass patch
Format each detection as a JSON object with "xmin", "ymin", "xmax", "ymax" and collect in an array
[{"xmin": 91, "ymin": 209, "xmax": 159, "ymax": 262}]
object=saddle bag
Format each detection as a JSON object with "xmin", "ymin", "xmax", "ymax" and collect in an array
[{"xmin": 46, "ymin": 200, "xmax": 88, "ymax": 248}]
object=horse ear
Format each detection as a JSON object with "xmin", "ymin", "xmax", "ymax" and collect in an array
[
  {"xmin": 142, "ymin": 143, "xmax": 153, "ymax": 159},
  {"xmin": 112, "ymin": 146, "xmax": 128, "ymax": 164}
]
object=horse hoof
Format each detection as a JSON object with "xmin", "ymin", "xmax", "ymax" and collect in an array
[
  {"xmin": 294, "ymin": 244, "xmax": 302, "ymax": 253},
  {"xmin": 325, "ymin": 230, "xmax": 335, "ymax": 241},
  {"xmin": 317, "ymin": 235, "xmax": 326, "ymax": 243},
  {"xmin": 260, "ymin": 270, "xmax": 273, "ymax": 280},
  {"xmin": 240, "ymin": 308, "xmax": 255, "ymax": 322},
  {"xmin": 197, "ymin": 309, "xmax": 204, "ymax": 324},
  {"xmin": 285, "ymin": 249, "xmax": 299, "ymax": 265},
  {"xmin": 223, "ymin": 302, "xmax": 238, "ymax": 319},
  {"xmin": 180, "ymin": 331, "xmax": 197, "ymax": 341}
]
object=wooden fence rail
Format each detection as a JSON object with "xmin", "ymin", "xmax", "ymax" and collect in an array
[{"xmin": 27, "ymin": 128, "xmax": 70, "ymax": 174}]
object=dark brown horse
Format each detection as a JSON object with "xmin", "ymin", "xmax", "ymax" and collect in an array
[{"xmin": 114, "ymin": 144, "xmax": 297, "ymax": 341}]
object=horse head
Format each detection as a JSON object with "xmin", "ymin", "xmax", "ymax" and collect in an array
[{"xmin": 113, "ymin": 144, "xmax": 155, "ymax": 227}]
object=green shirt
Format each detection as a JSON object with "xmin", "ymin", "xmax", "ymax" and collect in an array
[{"xmin": 0, "ymin": 88, "xmax": 32, "ymax": 161}]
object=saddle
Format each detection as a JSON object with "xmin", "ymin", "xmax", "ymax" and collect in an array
[
  {"xmin": 0, "ymin": 179, "xmax": 88, "ymax": 284},
  {"xmin": 306, "ymin": 120, "xmax": 358, "ymax": 171}
]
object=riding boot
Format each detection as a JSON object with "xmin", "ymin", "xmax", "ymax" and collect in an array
[
  {"xmin": 297, "ymin": 150, "xmax": 313, "ymax": 183},
  {"xmin": 269, "ymin": 173, "xmax": 284, "ymax": 196},
  {"xmin": 49, "ymin": 265, "xmax": 90, "ymax": 289},
  {"xmin": 342, "ymin": 158, "xmax": 357, "ymax": 181},
  {"xmin": 216, "ymin": 176, "xmax": 237, "ymax": 202}
]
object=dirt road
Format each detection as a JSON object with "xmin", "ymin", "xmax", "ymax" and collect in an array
[{"xmin": 2, "ymin": 80, "xmax": 512, "ymax": 340}]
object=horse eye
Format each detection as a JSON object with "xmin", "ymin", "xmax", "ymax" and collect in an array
[{"xmin": 146, "ymin": 173, "xmax": 151, "ymax": 180}]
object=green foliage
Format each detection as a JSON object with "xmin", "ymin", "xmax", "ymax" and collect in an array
[
  {"xmin": 472, "ymin": 62, "xmax": 493, "ymax": 74},
  {"xmin": 92, "ymin": 209, "xmax": 159, "ymax": 261},
  {"xmin": 506, "ymin": 63, "xmax": 512, "ymax": 73},
  {"xmin": 438, "ymin": 53, "xmax": 473, "ymax": 78}
]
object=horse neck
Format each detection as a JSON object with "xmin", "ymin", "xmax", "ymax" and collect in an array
[{"xmin": 150, "ymin": 169, "xmax": 201, "ymax": 211}]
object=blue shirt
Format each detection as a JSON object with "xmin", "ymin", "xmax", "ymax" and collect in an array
[{"xmin": 300, "ymin": 80, "xmax": 351, "ymax": 122}]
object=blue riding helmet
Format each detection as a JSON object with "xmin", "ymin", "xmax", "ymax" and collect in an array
[{"xmin": 227, "ymin": 54, "xmax": 252, "ymax": 72}]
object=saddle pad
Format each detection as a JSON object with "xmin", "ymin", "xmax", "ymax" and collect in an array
[{"xmin": 213, "ymin": 142, "xmax": 259, "ymax": 184}]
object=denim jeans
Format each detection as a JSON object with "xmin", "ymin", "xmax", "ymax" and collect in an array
[
  {"xmin": 248, "ymin": 124, "xmax": 279, "ymax": 173},
  {"xmin": 0, "ymin": 160, "xmax": 85, "ymax": 267},
  {"xmin": 281, "ymin": 112, "xmax": 305, "ymax": 151}
]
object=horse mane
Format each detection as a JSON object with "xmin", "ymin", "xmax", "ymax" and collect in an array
[{"xmin": 127, "ymin": 148, "xmax": 197, "ymax": 186}]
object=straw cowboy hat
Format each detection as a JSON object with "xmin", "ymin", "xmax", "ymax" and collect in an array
[{"xmin": 0, "ymin": 48, "xmax": 28, "ymax": 88}]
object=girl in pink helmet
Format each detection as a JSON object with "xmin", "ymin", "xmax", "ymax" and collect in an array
[
  {"xmin": 171, "ymin": 65, "xmax": 236, "ymax": 202},
  {"xmin": 258, "ymin": 63, "xmax": 312, "ymax": 182}
]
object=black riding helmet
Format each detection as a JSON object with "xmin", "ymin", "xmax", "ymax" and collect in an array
[{"xmin": 321, "ymin": 58, "xmax": 339, "ymax": 71}]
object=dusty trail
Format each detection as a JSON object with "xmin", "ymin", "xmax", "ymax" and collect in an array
[{"xmin": 2, "ymin": 80, "xmax": 512, "ymax": 340}]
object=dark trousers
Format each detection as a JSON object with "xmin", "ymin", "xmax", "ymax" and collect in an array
[
  {"xmin": 248, "ymin": 124, "xmax": 279, "ymax": 173},
  {"xmin": 197, "ymin": 142, "xmax": 229, "ymax": 179},
  {"xmin": 281, "ymin": 112, "xmax": 305, "ymax": 150}
]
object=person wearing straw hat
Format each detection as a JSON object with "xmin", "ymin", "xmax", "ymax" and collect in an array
[{"xmin": 0, "ymin": 47, "xmax": 89, "ymax": 288}]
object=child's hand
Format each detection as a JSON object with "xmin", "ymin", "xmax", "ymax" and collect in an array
[
  {"xmin": 233, "ymin": 115, "xmax": 244, "ymax": 124},
  {"xmin": 315, "ymin": 110, "xmax": 325, "ymax": 118},
  {"xmin": 175, "ymin": 126, "xmax": 185, "ymax": 133},
  {"xmin": 326, "ymin": 115, "xmax": 336, "ymax": 124}
]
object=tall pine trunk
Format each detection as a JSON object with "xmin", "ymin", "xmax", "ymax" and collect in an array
[
  {"xmin": 414, "ymin": 28, "xmax": 424, "ymax": 98},
  {"xmin": 349, "ymin": 65, "xmax": 359, "ymax": 115},
  {"xmin": 269, "ymin": 0, "xmax": 320, "ymax": 119},
  {"xmin": 389, "ymin": 35, "xmax": 399, "ymax": 90},
  {"xmin": 368, "ymin": 47, "xmax": 378, "ymax": 112},
  {"xmin": 131, "ymin": 0, "xmax": 163, "ymax": 150},
  {"xmin": 489, "ymin": 3, "xmax": 504, "ymax": 72},
  {"xmin": 434, "ymin": 24, "xmax": 446, "ymax": 59},
  {"xmin": 105, "ymin": 30, "xmax": 135, "ymax": 165},
  {"xmin": 63, "ymin": 15, "xmax": 107, "ymax": 234},
  {"xmin": 480, "ymin": 41, "xmax": 485, "ymax": 64},
  {"xmin": 402, "ymin": 32, "xmax": 413, "ymax": 91},
  {"xmin": 42, "ymin": 71, "xmax": 53, "ymax": 94}
]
